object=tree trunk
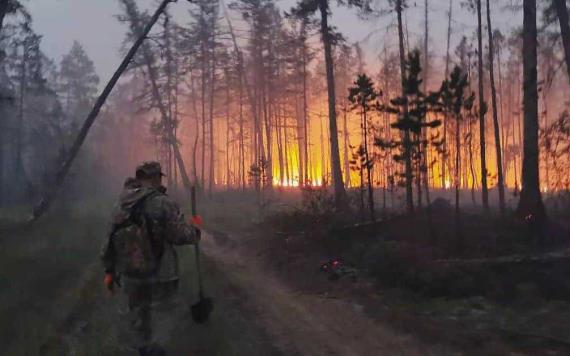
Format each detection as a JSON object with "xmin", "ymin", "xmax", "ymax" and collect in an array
[
  {"xmin": 517, "ymin": 0, "xmax": 546, "ymax": 227},
  {"xmin": 190, "ymin": 72, "xmax": 200, "ymax": 185},
  {"xmin": 343, "ymin": 106, "xmax": 350, "ymax": 188},
  {"xmin": 423, "ymin": 0, "xmax": 432, "ymax": 207},
  {"xmin": 302, "ymin": 38, "xmax": 310, "ymax": 185},
  {"xmin": 200, "ymin": 34, "xmax": 207, "ymax": 191},
  {"xmin": 497, "ymin": 39, "xmax": 507, "ymax": 181},
  {"xmin": 262, "ymin": 80, "xmax": 273, "ymax": 188},
  {"xmin": 295, "ymin": 83, "xmax": 304, "ymax": 187},
  {"xmin": 516, "ymin": 68, "xmax": 523, "ymax": 193},
  {"xmin": 363, "ymin": 108, "xmax": 375, "ymax": 222},
  {"xmin": 442, "ymin": 0, "xmax": 453, "ymax": 189},
  {"xmin": 319, "ymin": 0, "xmax": 347, "ymax": 209},
  {"xmin": 423, "ymin": 0, "xmax": 429, "ymax": 192},
  {"xmin": 16, "ymin": 41, "xmax": 26, "ymax": 185},
  {"xmin": 225, "ymin": 69, "xmax": 231, "ymax": 188},
  {"xmin": 486, "ymin": 0, "xmax": 506, "ymax": 215},
  {"xmin": 173, "ymin": 35, "xmax": 180, "ymax": 190},
  {"xmin": 276, "ymin": 105, "xmax": 285, "ymax": 185},
  {"xmin": 395, "ymin": 0, "xmax": 414, "ymax": 213},
  {"xmin": 423, "ymin": 0, "xmax": 429, "ymax": 92},
  {"xmin": 208, "ymin": 37, "xmax": 216, "ymax": 195},
  {"xmin": 553, "ymin": 0, "xmax": 570, "ymax": 84},
  {"xmin": 164, "ymin": 14, "xmax": 174, "ymax": 188},
  {"xmin": 239, "ymin": 72, "xmax": 245, "ymax": 189},
  {"xmin": 282, "ymin": 106, "xmax": 291, "ymax": 184},
  {"xmin": 455, "ymin": 115, "xmax": 462, "ymax": 247},
  {"xmin": 320, "ymin": 112, "xmax": 326, "ymax": 180},
  {"xmin": 469, "ymin": 122, "xmax": 477, "ymax": 205},
  {"xmin": 414, "ymin": 108, "xmax": 422, "ymax": 207},
  {"xmin": 541, "ymin": 88, "xmax": 549, "ymax": 191},
  {"xmin": 476, "ymin": 0, "xmax": 490, "ymax": 211},
  {"xmin": 511, "ymin": 64, "xmax": 521, "ymax": 193}
]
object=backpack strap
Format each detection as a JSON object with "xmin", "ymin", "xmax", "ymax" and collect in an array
[{"xmin": 130, "ymin": 189, "xmax": 166, "ymax": 262}]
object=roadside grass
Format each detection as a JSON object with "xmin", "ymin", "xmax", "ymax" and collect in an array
[{"xmin": 0, "ymin": 200, "xmax": 112, "ymax": 355}]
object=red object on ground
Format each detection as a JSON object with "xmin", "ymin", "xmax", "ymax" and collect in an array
[
  {"xmin": 191, "ymin": 215, "xmax": 204, "ymax": 228},
  {"xmin": 104, "ymin": 273, "xmax": 114, "ymax": 292}
]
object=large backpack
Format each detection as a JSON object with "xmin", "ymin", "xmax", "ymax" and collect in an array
[{"xmin": 110, "ymin": 191, "xmax": 164, "ymax": 278}]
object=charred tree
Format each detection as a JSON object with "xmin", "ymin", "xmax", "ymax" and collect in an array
[
  {"xmin": 395, "ymin": 0, "xmax": 414, "ymax": 213},
  {"xmin": 486, "ymin": 0, "xmax": 506, "ymax": 215},
  {"xmin": 476, "ymin": 0, "xmax": 489, "ymax": 211},
  {"xmin": 318, "ymin": 0, "xmax": 347, "ymax": 208},
  {"xmin": 517, "ymin": 0, "xmax": 546, "ymax": 229},
  {"xmin": 441, "ymin": 0, "xmax": 453, "ymax": 189}
]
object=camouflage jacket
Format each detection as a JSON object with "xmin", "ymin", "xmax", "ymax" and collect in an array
[{"xmin": 101, "ymin": 185, "xmax": 200, "ymax": 283}]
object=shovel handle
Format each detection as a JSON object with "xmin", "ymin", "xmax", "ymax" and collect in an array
[
  {"xmin": 191, "ymin": 186, "xmax": 197, "ymax": 216},
  {"xmin": 195, "ymin": 243, "xmax": 205, "ymax": 300},
  {"xmin": 190, "ymin": 186, "xmax": 205, "ymax": 300}
]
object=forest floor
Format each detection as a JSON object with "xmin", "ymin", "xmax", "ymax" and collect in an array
[
  {"xmin": 199, "ymin": 190, "xmax": 570, "ymax": 355},
  {"xmin": 1, "ymin": 190, "xmax": 570, "ymax": 355}
]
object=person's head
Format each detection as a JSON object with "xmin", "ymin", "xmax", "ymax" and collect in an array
[{"xmin": 135, "ymin": 161, "xmax": 165, "ymax": 188}]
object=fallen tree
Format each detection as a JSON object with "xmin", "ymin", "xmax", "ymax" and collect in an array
[{"xmin": 31, "ymin": 0, "xmax": 191, "ymax": 221}]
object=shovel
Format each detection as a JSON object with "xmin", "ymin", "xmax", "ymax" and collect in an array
[{"xmin": 190, "ymin": 186, "xmax": 213, "ymax": 323}]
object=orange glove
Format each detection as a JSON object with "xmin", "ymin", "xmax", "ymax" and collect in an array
[
  {"xmin": 190, "ymin": 215, "xmax": 203, "ymax": 228},
  {"xmin": 104, "ymin": 273, "xmax": 115, "ymax": 293}
]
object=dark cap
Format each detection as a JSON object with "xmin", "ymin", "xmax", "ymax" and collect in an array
[{"xmin": 136, "ymin": 161, "xmax": 165, "ymax": 179}]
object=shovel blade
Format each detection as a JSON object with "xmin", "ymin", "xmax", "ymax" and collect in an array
[{"xmin": 191, "ymin": 297, "xmax": 213, "ymax": 323}]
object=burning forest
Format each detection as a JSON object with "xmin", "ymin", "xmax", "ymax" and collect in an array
[{"xmin": 1, "ymin": 0, "xmax": 570, "ymax": 355}]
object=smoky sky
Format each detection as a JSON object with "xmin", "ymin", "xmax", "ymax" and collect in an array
[{"xmin": 27, "ymin": 0, "xmax": 518, "ymax": 88}]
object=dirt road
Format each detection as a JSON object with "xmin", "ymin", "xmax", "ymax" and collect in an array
[{"xmin": 192, "ymin": 230, "xmax": 453, "ymax": 356}]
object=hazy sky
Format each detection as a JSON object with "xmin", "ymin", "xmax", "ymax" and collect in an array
[{"xmin": 26, "ymin": 0, "xmax": 518, "ymax": 87}]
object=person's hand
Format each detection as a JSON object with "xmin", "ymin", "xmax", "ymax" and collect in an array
[
  {"xmin": 104, "ymin": 273, "xmax": 115, "ymax": 294},
  {"xmin": 190, "ymin": 215, "xmax": 203, "ymax": 228}
]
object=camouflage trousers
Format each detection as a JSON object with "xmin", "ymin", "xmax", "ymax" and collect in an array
[{"xmin": 120, "ymin": 279, "xmax": 182, "ymax": 352}]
